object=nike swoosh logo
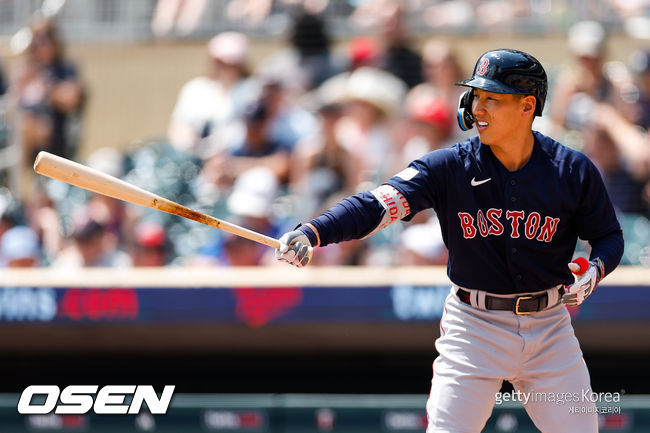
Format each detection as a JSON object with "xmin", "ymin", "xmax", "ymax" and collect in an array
[{"xmin": 471, "ymin": 177, "xmax": 492, "ymax": 186}]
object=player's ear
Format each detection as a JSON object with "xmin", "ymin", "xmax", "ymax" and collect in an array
[{"xmin": 521, "ymin": 95, "xmax": 536, "ymax": 116}]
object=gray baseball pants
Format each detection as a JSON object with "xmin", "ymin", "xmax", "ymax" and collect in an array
[{"xmin": 426, "ymin": 285, "xmax": 598, "ymax": 433}]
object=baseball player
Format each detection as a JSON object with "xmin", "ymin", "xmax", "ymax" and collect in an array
[{"xmin": 275, "ymin": 49, "xmax": 624, "ymax": 432}]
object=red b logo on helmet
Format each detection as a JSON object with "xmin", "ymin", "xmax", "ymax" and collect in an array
[{"xmin": 477, "ymin": 58, "xmax": 489, "ymax": 76}]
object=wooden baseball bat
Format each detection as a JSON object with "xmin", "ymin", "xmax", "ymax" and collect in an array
[{"xmin": 33, "ymin": 151, "xmax": 281, "ymax": 250}]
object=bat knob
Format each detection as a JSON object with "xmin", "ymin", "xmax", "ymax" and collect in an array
[
  {"xmin": 569, "ymin": 257, "xmax": 589, "ymax": 275},
  {"xmin": 33, "ymin": 151, "xmax": 47, "ymax": 172}
]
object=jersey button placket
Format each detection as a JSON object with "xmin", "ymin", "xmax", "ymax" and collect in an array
[{"xmin": 505, "ymin": 176, "xmax": 522, "ymax": 289}]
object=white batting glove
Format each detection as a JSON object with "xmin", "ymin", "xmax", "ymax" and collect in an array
[
  {"xmin": 562, "ymin": 258, "xmax": 603, "ymax": 307},
  {"xmin": 275, "ymin": 229, "xmax": 313, "ymax": 267}
]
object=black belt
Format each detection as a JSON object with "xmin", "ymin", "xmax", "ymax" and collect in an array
[{"xmin": 456, "ymin": 287, "xmax": 563, "ymax": 315}]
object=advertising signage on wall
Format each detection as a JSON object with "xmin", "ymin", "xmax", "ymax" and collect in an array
[{"xmin": 0, "ymin": 284, "xmax": 648, "ymax": 326}]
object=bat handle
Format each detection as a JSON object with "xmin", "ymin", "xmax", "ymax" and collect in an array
[
  {"xmin": 216, "ymin": 218, "xmax": 282, "ymax": 250},
  {"xmin": 152, "ymin": 197, "xmax": 282, "ymax": 250}
]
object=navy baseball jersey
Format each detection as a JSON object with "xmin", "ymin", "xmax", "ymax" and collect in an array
[{"xmin": 304, "ymin": 131, "xmax": 623, "ymax": 294}]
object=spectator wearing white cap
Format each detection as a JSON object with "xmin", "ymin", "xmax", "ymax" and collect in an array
[
  {"xmin": 0, "ymin": 225, "xmax": 41, "ymax": 267},
  {"xmin": 191, "ymin": 167, "xmax": 283, "ymax": 266},
  {"xmin": 290, "ymin": 101, "xmax": 360, "ymax": 220},
  {"xmin": 167, "ymin": 31, "xmax": 258, "ymax": 158},
  {"xmin": 397, "ymin": 216, "xmax": 448, "ymax": 266},
  {"xmin": 334, "ymin": 66, "xmax": 407, "ymax": 188}
]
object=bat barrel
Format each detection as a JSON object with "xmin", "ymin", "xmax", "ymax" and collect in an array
[
  {"xmin": 34, "ymin": 151, "xmax": 159, "ymax": 208},
  {"xmin": 33, "ymin": 151, "xmax": 282, "ymax": 250}
]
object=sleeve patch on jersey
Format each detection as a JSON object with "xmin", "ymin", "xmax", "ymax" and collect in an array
[
  {"xmin": 363, "ymin": 184, "xmax": 411, "ymax": 239},
  {"xmin": 395, "ymin": 167, "xmax": 419, "ymax": 181}
]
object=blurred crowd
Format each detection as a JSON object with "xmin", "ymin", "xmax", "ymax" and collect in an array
[{"xmin": 0, "ymin": 7, "xmax": 648, "ymax": 269}]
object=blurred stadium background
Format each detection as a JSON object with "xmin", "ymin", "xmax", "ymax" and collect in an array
[{"xmin": 0, "ymin": 0, "xmax": 649, "ymax": 432}]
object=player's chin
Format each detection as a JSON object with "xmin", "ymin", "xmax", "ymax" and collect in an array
[{"xmin": 477, "ymin": 131, "xmax": 494, "ymax": 145}]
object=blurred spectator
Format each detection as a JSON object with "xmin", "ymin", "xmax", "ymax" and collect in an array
[
  {"xmin": 347, "ymin": 1, "xmax": 422, "ymax": 87},
  {"xmin": 0, "ymin": 189, "xmax": 21, "ymax": 239},
  {"xmin": 376, "ymin": 4, "xmax": 423, "ymax": 89},
  {"xmin": 24, "ymin": 185, "xmax": 63, "ymax": 264},
  {"xmin": 52, "ymin": 206, "xmax": 131, "ymax": 268},
  {"xmin": 192, "ymin": 167, "xmax": 282, "ymax": 266},
  {"xmin": 167, "ymin": 31, "xmax": 257, "ymax": 158},
  {"xmin": 0, "ymin": 225, "xmax": 41, "ymax": 267},
  {"xmin": 202, "ymin": 99, "xmax": 292, "ymax": 186},
  {"xmin": 316, "ymin": 36, "xmax": 382, "ymax": 118},
  {"xmin": 130, "ymin": 221, "xmax": 171, "ymax": 266},
  {"xmin": 0, "ymin": 60, "xmax": 6, "ymax": 96},
  {"xmin": 475, "ymin": 0, "xmax": 530, "ymax": 28},
  {"xmin": 422, "ymin": 1, "xmax": 474, "ymax": 30},
  {"xmin": 151, "ymin": 0, "xmax": 208, "ymax": 38},
  {"xmin": 257, "ymin": 78, "xmax": 318, "ymax": 151},
  {"xmin": 629, "ymin": 49, "xmax": 650, "ymax": 130},
  {"xmin": 226, "ymin": 0, "xmax": 272, "ymax": 27},
  {"xmin": 85, "ymin": 148, "xmax": 130, "ymax": 239},
  {"xmin": 396, "ymin": 216, "xmax": 448, "ymax": 266},
  {"xmin": 0, "ymin": 60, "xmax": 7, "ymax": 159},
  {"xmin": 549, "ymin": 21, "xmax": 629, "ymax": 131},
  {"xmin": 407, "ymin": 39, "xmax": 469, "ymax": 143},
  {"xmin": 335, "ymin": 66, "xmax": 407, "ymax": 187},
  {"xmin": 397, "ymin": 94, "xmax": 455, "ymax": 167},
  {"xmin": 9, "ymin": 16, "xmax": 84, "ymax": 173},
  {"xmin": 591, "ymin": 102, "xmax": 650, "ymax": 215},
  {"xmin": 347, "ymin": 37, "xmax": 382, "ymax": 71},
  {"xmin": 288, "ymin": 10, "xmax": 339, "ymax": 90},
  {"xmin": 607, "ymin": 0, "xmax": 650, "ymax": 19},
  {"xmin": 290, "ymin": 102, "xmax": 360, "ymax": 218}
]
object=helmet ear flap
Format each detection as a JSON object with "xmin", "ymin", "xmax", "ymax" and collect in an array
[{"xmin": 457, "ymin": 89, "xmax": 474, "ymax": 131}]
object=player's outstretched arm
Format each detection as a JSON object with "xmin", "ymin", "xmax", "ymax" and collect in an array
[{"xmin": 275, "ymin": 184, "xmax": 412, "ymax": 267}]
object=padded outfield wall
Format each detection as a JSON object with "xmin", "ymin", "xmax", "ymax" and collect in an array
[{"xmin": 0, "ymin": 266, "xmax": 649, "ymax": 432}]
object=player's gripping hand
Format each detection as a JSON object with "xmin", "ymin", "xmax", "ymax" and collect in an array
[
  {"xmin": 562, "ymin": 257, "xmax": 603, "ymax": 307},
  {"xmin": 275, "ymin": 229, "xmax": 313, "ymax": 267}
]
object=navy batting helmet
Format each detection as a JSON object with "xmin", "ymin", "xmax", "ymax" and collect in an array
[{"xmin": 457, "ymin": 49, "xmax": 548, "ymax": 117}]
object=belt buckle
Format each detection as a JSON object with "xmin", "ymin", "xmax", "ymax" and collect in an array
[{"xmin": 514, "ymin": 295, "xmax": 534, "ymax": 315}]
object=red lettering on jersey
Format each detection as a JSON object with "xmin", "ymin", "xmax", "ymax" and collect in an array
[
  {"xmin": 537, "ymin": 216, "xmax": 560, "ymax": 242},
  {"xmin": 525, "ymin": 212, "xmax": 541, "ymax": 239},
  {"xmin": 476, "ymin": 210, "xmax": 489, "ymax": 237},
  {"xmin": 486, "ymin": 208, "xmax": 504, "ymax": 235},
  {"xmin": 505, "ymin": 210, "xmax": 525, "ymax": 238},
  {"xmin": 458, "ymin": 212, "xmax": 477, "ymax": 239}
]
